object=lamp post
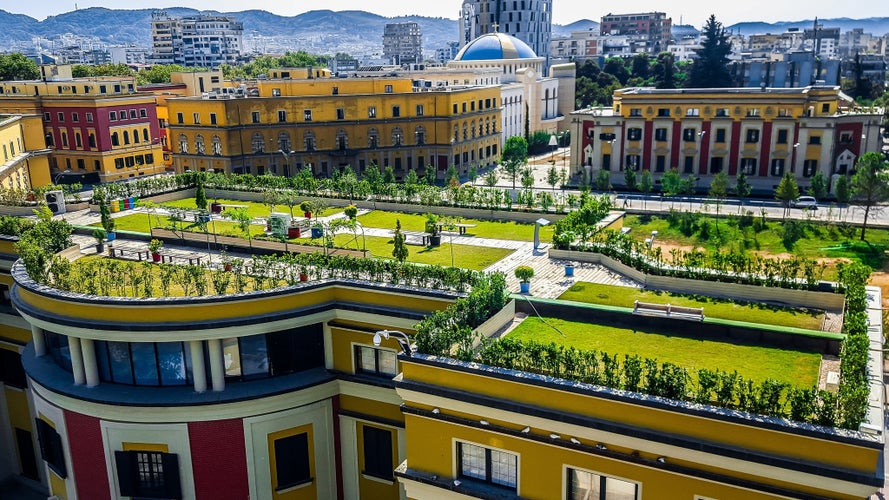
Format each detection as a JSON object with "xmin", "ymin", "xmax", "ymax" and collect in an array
[
  {"xmin": 373, "ymin": 329, "xmax": 416, "ymax": 356},
  {"xmin": 279, "ymin": 149, "xmax": 296, "ymax": 177}
]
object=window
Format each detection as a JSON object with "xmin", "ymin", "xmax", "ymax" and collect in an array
[
  {"xmin": 57, "ymin": 112, "xmax": 65, "ymax": 122},
  {"xmin": 43, "ymin": 112, "xmax": 50, "ymax": 121},
  {"xmin": 777, "ymin": 129, "xmax": 789, "ymax": 144},
  {"xmin": 304, "ymin": 110, "xmax": 312, "ymax": 122},
  {"xmin": 192, "ymin": 112, "xmax": 200, "ymax": 124},
  {"xmin": 627, "ymin": 128, "xmax": 642, "ymax": 141},
  {"xmin": 195, "ymin": 135, "xmax": 206, "ymax": 155},
  {"xmin": 686, "ymin": 108, "xmax": 700, "ymax": 117},
  {"xmin": 86, "ymin": 112, "xmax": 94, "ymax": 123},
  {"xmin": 682, "ymin": 128, "xmax": 696, "ymax": 142},
  {"xmin": 458, "ymin": 442, "xmax": 517, "ymax": 490},
  {"xmin": 385, "ymin": 84, "xmax": 393, "ymax": 93},
  {"xmin": 332, "ymin": 86, "xmax": 338, "ymax": 95},
  {"xmin": 175, "ymin": 112, "xmax": 181, "ymax": 124},
  {"xmin": 715, "ymin": 108, "xmax": 729, "ymax": 117},
  {"xmin": 34, "ymin": 419, "xmax": 67, "ymax": 478},
  {"xmin": 741, "ymin": 158, "xmax": 757, "ymax": 175},
  {"xmin": 778, "ymin": 108, "xmax": 792, "ymax": 117},
  {"xmin": 71, "ymin": 113, "xmax": 79, "ymax": 123},
  {"xmin": 278, "ymin": 110, "xmax": 287, "ymax": 123},
  {"xmin": 629, "ymin": 108, "xmax": 642, "ymax": 117},
  {"xmin": 362, "ymin": 426, "xmax": 393, "ymax": 480},
  {"xmin": 212, "ymin": 136, "xmax": 222, "ymax": 156},
  {"xmin": 140, "ymin": 108, "xmax": 147, "ymax": 118},
  {"xmin": 88, "ymin": 133, "xmax": 96, "ymax": 148},
  {"xmin": 336, "ymin": 108, "xmax": 345, "ymax": 120},
  {"xmin": 178, "ymin": 135, "xmax": 189, "ymax": 154},
  {"xmin": 747, "ymin": 108, "xmax": 760, "ymax": 117},
  {"xmin": 684, "ymin": 156, "xmax": 695, "ymax": 173},
  {"xmin": 392, "ymin": 128, "xmax": 403, "ymax": 147},
  {"xmin": 0, "ymin": 348, "xmax": 25, "ymax": 389},
  {"xmin": 809, "ymin": 135, "xmax": 821, "ymax": 145},
  {"xmin": 709, "ymin": 157, "xmax": 724, "ymax": 173},
  {"xmin": 251, "ymin": 111, "xmax": 261, "ymax": 124},
  {"xmin": 715, "ymin": 128, "xmax": 726, "ymax": 143},
  {"xmin": 839, "ymin": 132, "xmax": 853, "ymax": 144},
  {"xmin": 210, "ymin": 113, "xmax": 217, "ymax": 125},
  {"xmin": 416, "ymin": 104, "xmax": 424, "ymax": 116},
  {"xmin": 61, "ymin": 132, "xmax": 68, "ymax": 147},
  {"xmin": 114, "ymin": 450, "xmax": 181, "ymax": 499},
  {"xmin": 355, "ymin": 345, "xmax": 397, "ymax": 377},
  {"xmin": 252, "ymin": 134, "xmax": 265, "ymax": 154},
  {"xmin": 745, "ymin": 129, "xmax": 760, "ymax": 143},
  {"xmin": 273, "ymin": 433, "xmax": 311, "ymax": 490},
  {"xmin": 625, "ymin": 155, "xmax": 640, "ymax": 171},
  {"xmin": 392, "ymin": 106, "xmax": 401, "ymax": 117},
  {"xmin": 567, "ymin": 468, "xmax": 638, "ymax": 500},
  {"xmin": 272, "ymin": 88, "xmax": 281, "ymax": 97},
  {"xmin": 771, "ymin": 159, "xmax": 785, "ymax": 177},
  {"xmin": 130, "ymin": 110, "xmax": 137, "ymax": 119},
  {"xmin": 368, "ymin": 106, "xmax": 377, "ymax": 118},
  {"xmin": 654, "ymin": 128, "xmax": 667, "ymax": 142},
  {"xmin": 803, "ymin": 160, "xmax": 818, "ymax": 177},
  {"xmin": 821, "ymin": 103, "xmax": 830, "ymax": 113},
  {"xmin": 655, "ymin": 155, "xmax": 666, "ymax": 173}
]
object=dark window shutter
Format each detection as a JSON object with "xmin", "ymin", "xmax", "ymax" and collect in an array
[
  {"xmin": 34, "ymin": 419, "xmax": 49, "ymax": 459},
  {"xmin": 49, "ymin": 430, "xmax": 66, "ymax": 478},
  {"xmin": 274, "ymin": 433, "xmax": 310, "ymax": 489},
  {"xmin": 362, "ymin": 426, "xmax": 393, "ymax": 479},
  {"xmin": 114, "ymin": 450, "xmax": 138, "ymax": 497},
  {"xmin": 162, "ymin": 453, "xmax": 182, "ymax": 500}
]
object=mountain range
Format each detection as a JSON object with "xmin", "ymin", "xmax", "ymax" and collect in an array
[{"xmin": 0, "ymin": 8, "xmax": 887, "ymax": 56}]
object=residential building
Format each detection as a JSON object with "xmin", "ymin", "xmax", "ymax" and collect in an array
[
  {"xmin": 569, "ymin": 86, "xmax": 883, "ymax": 194},
  {"xmin": 459, "ymin": 0, "xmax": 552, "ymax": 72},
  {"xmin": 729, "ymin": 51, "xmax": 842, "ymax": 88},
  {"xmin": 666, "ymin": 38, "xmax": 701, "ymax": 62},
  {"xmin": 0, "ymin": 114, "xmax": 51, "ymax": 191},
  {"xmin": 549, "ymin": 29, "xmax": 600, "ymax": 62},
  {"xmin": 383, "ymin": 22, "xmax": 423, "ymax": 66},
  {"xmin": 166, "ymin": 74, "xmax": 502, "ymax": 179},
  {"xmin": 600, "ymin": 12, "xmax": 672, "ymax": 55},
  {"xmin": 434, "ymin": 41, "xmax": 462, "ymax": 64},
  {"xmin": 150, "ymin": 12, "xmax": 244, "ymax": 67},
  {"xmin": 804, "ymin": 26, "xmax": 841, "ymax": 60},
  {"xmin": 108, "ymin": 45, "xmax": 150, "ymax": 66},
  {"xmin": 0, "ymin": 65, "xmax": 165, "ymax": 183}
]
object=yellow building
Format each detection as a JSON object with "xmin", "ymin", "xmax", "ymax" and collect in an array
[
  {"xmin": 0, "ymin": 114, "xmax": 51, "ymax": 190},
  {"xmin": 166, "ymin": 75, "xmax": 502, "ymax": 179},
  {"xmin": 0, "ymin": 66, "xmax": 166, "ymax": 183}
]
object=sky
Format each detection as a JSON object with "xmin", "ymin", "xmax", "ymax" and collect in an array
[{"xmin": 5, "ymin": 0, "xmax": 889, "ymax": 28}]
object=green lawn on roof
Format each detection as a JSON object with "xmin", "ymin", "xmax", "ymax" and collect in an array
[
  {"xmin": 356, "ymin": 210, "xmax": 555, "ymax": 242},
  {"xmin": 558, "ymin": 282, "xmax": 824, "ymax": 330},
  {"xmin": 331, "ymin": 234, "xmax": 512, "ymax": 270},
  {"xmin": 161, "ymin": 198, "xmax": 342, "ymax": 218},
  {"xmin": 507, "ymin": 317, "xmax": 821, "ymax": 388}
]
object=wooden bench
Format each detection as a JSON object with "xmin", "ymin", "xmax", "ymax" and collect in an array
[
  {"xmin": 633, "ymin": 300, "xmax": 704, "ymax": 322},
  {"xmin": 402, "ymin": 230, "xmax": 430, "ymax": 246},
  {"xmin": 109, "ymin": 247, "xmax": 150, "ymax": 261},
  {"xmin": 438, "ymin": 222, "xmax": 477, "ymax": 235}
]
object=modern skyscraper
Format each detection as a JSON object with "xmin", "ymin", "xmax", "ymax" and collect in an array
[
  {"xmin": 383, "ymin": 22, "xmax": 423, "ymax": 65},
  {"xmin": 459, "ymin": 0, "xmax": 552, "ymax": 72},
  {"xmin": 150, "ymin": 12, "xmax": 244, "ymax": 67}
]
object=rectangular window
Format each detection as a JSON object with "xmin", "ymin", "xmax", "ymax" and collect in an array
[
  {"xmin": 368, "ymin": 106, "xmax": 377, "ymax": 118},
  {"xmin": 809, "ymin": 135, "xmax": 821, "ymax": 145},
  {"xmin": 654, "ymin": 128, "xmax": 667, "ymax": 142},
  {"xmin": 251, "ymin": 111, "xmax": 260, "ymax": 124},
  {"xmin": 771, "ymin": 159, "xmax": 785, "ymax": 177},
  {"xmin": 278, "ymin": 110, "xmax": 287, "ymax": 123},
  {"xmin": 210, "ymin": 113, "xmax": 217, "ymax": 125},
  {"xmin": 34, "ymin": 419, "xmax": 67, "ymax": 478},
  {"xmin": 392, "ymin": 106, "xmax": 401, "ymax": 118},
  {"xmin": 686, "ymin": 108, "xmax": 700, "ymax": 117},
  {"xmin": 741, "ymin": 158, "xmax": 757, "ymax": 175},
  {"xmin": 416, "ymin": 104, "xmax": 424, "ymax": 116},
  {"xmin": 336, "ymin": 108, "xmax": 345, "ymax": 120},
  {"xmin": 355, "ymin": 345, "xmax": 397, "ymax": 377},
  {"xmin": 625, "ymin": 155, "xmax": 641, "ymax": 171},
  {"xmin": 657, "ymin": 108, "xmax": 670, "ymax": 117},
  {"xmin": 715, "ymin": 128, "xmax": 726, "ymax": 143},
  {"xmin": 71, "ymin": 113, "xmax": 79, "ymax": 123},
  {"xmin": 777, "ymin": 129, "xmax": 788, "ymax": 144},
  {"xmin": 43, "ymin": 112, "xmax": 50, "ymax": 121},
  {"xmin": 332, "ymin": 86, "xmax": 338, "ymax": 95},
  {"xmin": 778, "ymin": 108, "xmax": 792, "ymax": 117},
  {"xmin": 273, "ymin": 433, "xmax": 311, "ymax": 490},
  {"xmin": 567, "ymin": 468, "xmax": 638, "ymax": 500},
  {"xmin": 192, "ymin": 112, "xmax": 200, "ymax": 124},
  {"xmin": 129, "ymin": 110, "xmax": 137, "ymax": 119},
  {"xmin": 362, "ymin": 426, "xmax": 393, "ymax": 480},
  {"xmin": 385, "ymin": 84, "xmax": 393, "ymax": 93},
  {"xmin": 458, "ymin": 442, "xmax": 517, "ymax": 490},
  {"xmin": 821, "ymin": 103, "xmax": 830, "ymax": 113},
  {"xmin": 682, "ymin": 128, "xmax": 696, "ymax": 142},
  {"xmin": 140, "ymin": 108, "xmax": 147, "ymax": 118},
  {"xmin": 57, "ymin": 112, "xmax": 65, "ymax": 121},
  {"xmin": 0, "ymin": 348, "xmax": 26, "ymax": 388},
  {"xmin": 175, "ymin": 112, "xmax": 182, "ymax": 124},
  {"xmin": 114, "ymin": 450, "xmax": 181, "ymax": 499},
  {"xmin": 803, "ymin": 160, "xmax": 818, "ymax": 177},
  {"xmin": 715, "ymin": 108, "xmax": 729, "ymax": 117},
  {"xmin": 747, "ymin": 108, "xmax": 760, "ymax": 117},
  {"xmin": 839, "ymin": 132, "xmax": 853, "ymax": 144},
  {"xmin": 745, "ymin": 129, "xmax": 760, "ymax": 143},
  {"xmin": 655, "ymin": 155, "xmax": 666, "ymax": 173},
  {"xmin": 602, "ymin": 154, "xmax": 611, "ymax": 171},
  {"xmin": 627, "ymin": 128, "xmax": 642, "ymax": 141},
  {"xmin": 709, "ymin": 157, "xmax": 724, "ymax": 174},
  {"xmin": 453, "ymin": 103, "xmax": 458, "ymax": 114},
  {"xmin": 629, "ymin": 108, "xmax": 642, "ymax": 117},
  {"xmin": 86, "ymin": 112, "xmax": 94, "ymax": 123},
  {"xmin": 304, "ymin": 110, "xmax": 312, "ymax": 122},
  {"xmin": 684, "ymin": 155, "xmax": 695, "ymax": 173}
]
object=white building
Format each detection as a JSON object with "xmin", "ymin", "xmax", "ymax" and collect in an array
[
  {"xmin": 459, "ymin": 0, "xmax": 552, "ymax": 72},
  {"xmin": 150, "ymin": 11, "xmax": 244, "ymax": 67},
  {"xmin": 109, "ymin": 45, "xmax": 150, "ymax": 66},
  {"xmin": 382, "ymin": 22, "xmax": 423, "ymax": 65}
]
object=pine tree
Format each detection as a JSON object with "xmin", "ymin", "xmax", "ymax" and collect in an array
[
  {"xmin": 734, "ymin": 170, "xmax": 752, "ymax": 200},
  {"xmin": 774, "ymin": 171, "xmax": 800, "ymax": 219},
  {"xmin": 652, "ymin": 52, "xmax": 678, "ymax": 89},
  {"xmin": 850, "ymin": 152, "xmax": 889, "ymax": 240},
  {"xmin": 392, "ymin": 220, "xmax": 408, "ymax": 263},
  {"xmin": 688, "ymin": 15, "xmax": 734, "ymax": 88}
]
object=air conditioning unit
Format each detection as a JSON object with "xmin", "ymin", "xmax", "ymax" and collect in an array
[{"xmin": 44, "ymin": 190, "xmax": 66, "ymax": 215}]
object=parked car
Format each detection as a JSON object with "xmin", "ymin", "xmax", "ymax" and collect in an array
[{"xmin": 791, "ymin": 196, "xmax": 818, "ymax": 210}]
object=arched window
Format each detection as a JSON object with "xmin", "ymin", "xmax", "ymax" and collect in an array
[
  {"xmin": 391, "ymin": 127, "xmax": 403, "ymax": 147},
  {"xmin": 123, "ymin": 131, "xmax": 130, "ymax": 145},
  {"xmin": 470, "ymin": 121, "xmax": 476, "ymax": 139},
  {"xmin": 88, "ymin": 133, "xmax": 96, "ymax": 148},
  {"xmin": 75, "ymin": 133, "xmax": 82, "ymax": 148},
  {"xmin": 485, "ymin": 118, "xmax": 490, "ymax": 135},
  {"xmin": 195, "ymin": 134, "xmax": 206, "ymax": 155},
  {"xmin": 143, "ymin": 129, "xmax": 149, "ymax": 142},
  {"xmin": 252, "ymin": 133, "xmax": 265, "ymax": 153},
  {"xmin": 278, "ymin": 132, "xmax": 291, "ymax": 152},
  {"xmin": 133, "ymin": 129, "xmax": 140, "ymax": 143},
  {"xmin": 211, "ymin": 135, "xmax": 222, "ymax": 156},
  {"xmin": 45, "ymin": 133, "xmax": 54, "ymax": 147},
  {"xmin": 453, "ymin": 125, "xmax": 459, "ymax": 143},
  {"xmin": 111, "ymin": 132, "xmax": 119, "ymax": 147},
  {"xmin": 368, "ymin": 128, "xmax": 379, "ymax": 149},
  {"xmin": 414, "ymin": 125, "xmax": 426, "ymax": 145},
  {"xmin": 462, "ymin": 123, "xmax": 468, "ymax": 141},
  {"xmin": 303, "ymin": 131, "xmax": 315, "ymax": 151},
  {"xmin": 336, "ymin": 129, "xmax": 348, "ymax": 150},
  {"xmin": 178, "ymin": 134, "xmax": 189, "ymax": 154}
]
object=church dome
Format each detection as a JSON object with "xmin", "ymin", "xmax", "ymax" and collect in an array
[{"xmin": 454, "ymin": 33, "xmax": 538, "ymax": 61}]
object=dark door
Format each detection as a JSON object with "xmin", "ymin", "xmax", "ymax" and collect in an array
[{"xmin": 15, "ymin": 428, "xmax": 39, "ymax": 480}]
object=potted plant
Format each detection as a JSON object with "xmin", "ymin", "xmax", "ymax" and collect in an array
[
  {"xmin": 424, "ymin": 213, "xmax": 441, "ymax": 246},
  {"xmin": 221, "ymin": 252, "xmax": 233, "ymax": 272},
  {"xmin": 300, "ymin": 201, "xmax": 313, "ymax": 219},
  {"xmin": 564, "ymin": 262, "xmax": 575, "ymax": 277},
  {"xmin": 515, "ymin": 265, "xmax": 534, "ymax": 294},
  {"xmin": 344, "ymin": 205, "xmax": 358, "ymax": 219},
  {"xmin": 92, "ymin": 228, "xmax": 106, "ymax": 253},
  {"xmin": 148, "ymin": 239, "xmax": 164, "ymax": 262},
  {"xmin": 100, "ymin": 202, "xmax": 116, "ymax": 241},
  {"xmin": 310, "ymin": 221, "xmax": 324, "ymax": 239},
  {"xmin": 299, "ymin": 264, "xmax": 309, "ymax": 282}
]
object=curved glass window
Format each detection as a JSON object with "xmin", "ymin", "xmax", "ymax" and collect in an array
[
  {"xmin": 44, "ymin": 331, "xmax": 72, "ymax": 372},
  {"xmin": 95, "ymin": 340, "xmax": 193, "ymax": 386}
]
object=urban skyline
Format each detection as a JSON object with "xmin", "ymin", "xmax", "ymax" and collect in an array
[{"xmin": 5, "ymin": 0, "xmax": 889, "ymax": 30}]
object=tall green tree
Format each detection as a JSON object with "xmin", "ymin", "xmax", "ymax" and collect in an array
[
  {"xmin": 688, "ymin": 15, "xmax": 733, "ymax": 88},
  {"xmin": 603, "ymin": 57, "xmax": 630, "ymax": 85},
  {"xmin": 623, "ymin": 167, "xmax": 637, "ymax": 191},
  {"xmin": 775, "ymin": 171, "xmax": 800, "ymax": 219},
  {"xmin": 850, "ymin": 152, "xmax": 889, "ymax": 240},
  {"xmin": 392, "ymin": 219, "xmax": 408, "ymax": 263},
  {"xmin": 652, "ymin": 52, "xmax": 678, "ymax": 89},
  {"xmin": 638, "ymin": 170, "xmax": 653, "ymax": 195},
  {"xmin": 661, "ymin": 168, "xmax": 682, "ymax": 196},
  {"xmin": 0, "ymin": 53, "xmax": 39, "ymax": 81},
  {"xmin": 630, "ymin": 53, "xmax": 651, "ymax": 80},
  {"xmin": 501, "ymin": 136, "xmax": 529, "ymax": 190},
  {"xmin": 734, "ymin": 170, "xmax": 752, "ymax": 201},
  {"xmin": 835, "ymin": 175, "xmax": 851, "ymax": 204},
  {"xmin": 709, "ymin": 171, "xmax": 729, "ymax": 219},
  {"xmin": 807, "ymin": 171, "xmax": 828, "ymax": 200}
]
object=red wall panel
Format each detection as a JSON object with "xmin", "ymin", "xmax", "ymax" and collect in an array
[
  {"xmin": 189, "ymin": 419, "xmax": 250, "ymax": 500},
  {"xmin": 64, "ymin": 410, "xmax": 111, "ymax": 500}
]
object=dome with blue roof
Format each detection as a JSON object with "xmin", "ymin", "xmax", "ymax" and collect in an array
[{"xmin": 454, "ymin": 33, "xmax": 538, "ymax": 61}]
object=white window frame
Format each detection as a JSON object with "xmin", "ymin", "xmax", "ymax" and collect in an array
[
  {"xmin": 453, "ymin": 439, "xmax": 519, "ymax": 492},
  {"xmin": 563, "ymin": 464, "xmax": 640, "ymax": 500}
]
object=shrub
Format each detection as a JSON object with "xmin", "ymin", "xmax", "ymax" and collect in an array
[{"xmin": 514, "ymin": 265, "xmax": 535, "ymax": 282}]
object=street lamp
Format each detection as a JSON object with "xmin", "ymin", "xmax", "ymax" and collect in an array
[
  {"xmin": 373, "ymin": 329, "xmax": 416, "ymax": 356},
  {"xmin": 279, "ymin": 149, "xmax": 296, "ymax": 177},
  {"xmin": 53, "ymin": 169, "xmax": 71, "ymax": 185}
]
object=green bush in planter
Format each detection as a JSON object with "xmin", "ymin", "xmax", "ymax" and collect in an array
[
  {"xmin": 514, "ymin": 265, "xmax": 534, "ymax": 282},
  {"xmin": 344, "ymin": 205, "xmax": 358, "ymax": 219}
]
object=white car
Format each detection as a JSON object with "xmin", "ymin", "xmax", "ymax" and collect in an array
[{"xmin": 791, "ymin": 196, "xmax": 818, "ymax": 210}]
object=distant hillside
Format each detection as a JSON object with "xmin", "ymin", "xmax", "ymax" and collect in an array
[{"xmin": 727, "ymin": 17, "xmax": 889, "ymax": 36}]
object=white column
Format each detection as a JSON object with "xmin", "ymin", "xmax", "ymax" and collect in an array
[
  {"xmin": 189, "ymin": 340, "xmax": 207, "ymax": 393},
  {"xmin": 31, "ymin": 325, "xmax": 45, "ymax": 356},
  {"xmin": 80, "ymin": 338, "xmax": 99, "ymax": 387},
  {"xmin": 207, "ymin": 339, "xmax": 225, "ymax": 392},
  {"xmin": 68, "ymin": 336, "xmax": 85, "ymax": 385}
]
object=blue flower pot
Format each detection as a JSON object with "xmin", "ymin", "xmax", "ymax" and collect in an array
[
  {"xmin": 565, "ymin": 265, "xmax": 575, "ymax": 277},
  {"xmin": 519, "ymin": 281, "xmax": 530, "ymax": 294},
  {"xmin": 311, "ymin": 227, "xmax": 323, "ymax": 238},
  {"xmin": 106, "ymin": 232, "xmax": 117, "ymax": 242}
]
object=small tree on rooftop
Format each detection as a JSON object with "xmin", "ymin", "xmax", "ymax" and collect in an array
[
  {"xmin": 392, "ymin": 219, "xmax": 408, "ymax": 263},
  {"xmin": 194, "ymin": 173, "xmax": 207, "ymax": 211}
]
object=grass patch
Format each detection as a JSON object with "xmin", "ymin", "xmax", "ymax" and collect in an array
[
  {"xmin": 161, "ymin": 197, "xmax": 342, "ymax": 218},
  {"xmin": 330, "ymin": 234, "xmax": 512, "ymax": 270},
  {"xmin": 356, "ymin": 210, "xmax": 555, "ymax": 242},
  {"xmin": 558, "ymin": 282, "xmax": 824, "ymax": 330},
  {"xmin": 507, "ymin": 316, "xmax": 821, "ymax": 388}
]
